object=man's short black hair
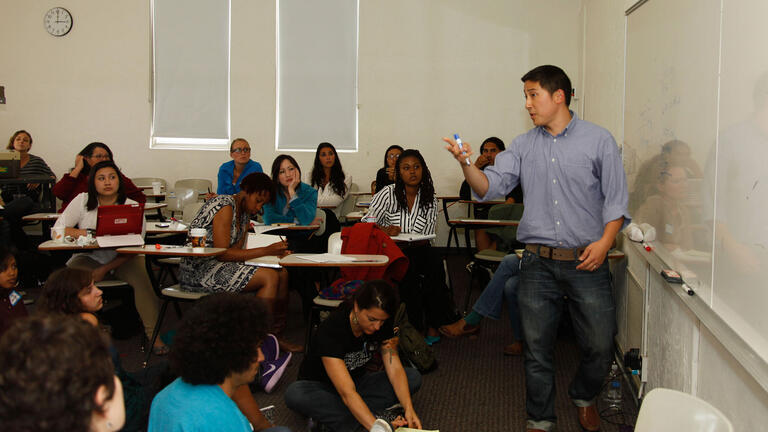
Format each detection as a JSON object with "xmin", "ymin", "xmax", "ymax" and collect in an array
[
  {"xmin": 521, "ymin": 65, "xmax": 572, "ymax": 107},
  {"xmin": 170, "ymin": 293, "xmax": 268, "ymax": 385}
]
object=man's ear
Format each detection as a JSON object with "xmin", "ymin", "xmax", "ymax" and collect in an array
[{"xmin": 553, "ymin": 88, "xmax": 566, "ymax": 104}]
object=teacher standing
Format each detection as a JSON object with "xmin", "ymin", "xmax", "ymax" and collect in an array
[{"xmin": 445, "ymin": 65, "xmax": 630, "ymax": 432}]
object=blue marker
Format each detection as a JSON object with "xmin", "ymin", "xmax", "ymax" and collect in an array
[{"xmin": 454, "ymin": 133, "xmax": 471, "ymax": 166}]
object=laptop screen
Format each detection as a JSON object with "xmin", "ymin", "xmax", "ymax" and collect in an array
[{"xmin": 96, "ymin": 203, "xmax": 145, "ymax": 236}]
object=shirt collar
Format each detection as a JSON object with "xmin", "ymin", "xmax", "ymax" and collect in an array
[{"xmin": 538, "ymin": 110, "xmax": 579, "ymax": 138}]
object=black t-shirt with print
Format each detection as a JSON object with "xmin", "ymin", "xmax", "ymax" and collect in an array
[{"xmin": 298, "ymin": 302, "xmax": 394, "ymax": 384}]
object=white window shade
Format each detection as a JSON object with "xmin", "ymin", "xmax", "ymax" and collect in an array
[
  {"xmin": 152, "ymin": 0, "xmax": 230, "ymax": 149},
  {"xmin": 277, "ymin": 0, "xmax": 358, "ymax": 151}
]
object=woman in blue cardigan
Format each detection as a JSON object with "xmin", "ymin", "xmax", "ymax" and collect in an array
[
  {"xmin": 216, "ymin": 138, "xmax": 263, "ymax": 195},
  {"xmin": 263, "ymin": 154, "xmax": 318, "ymax": 225}
]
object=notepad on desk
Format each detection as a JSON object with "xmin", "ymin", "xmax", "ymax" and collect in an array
[
  {"xmin": 389, "ymin": 233, "xmax": 436, "ymax": 242},
  {"xmin": 244, "ymin": 256, "xmax": 282, "ymax": 268},
  {"xmin": 294, "ymin": 253, "xmax": 358, "ymax": 263},
  {"xmin": 96, "ymin": 234, "xmax": 145, "ymax": 248}
]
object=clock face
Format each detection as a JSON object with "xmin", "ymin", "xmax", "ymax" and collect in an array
[{"xmin": 44, "ymin": 7, "xmax": 73, "ymax": 37}]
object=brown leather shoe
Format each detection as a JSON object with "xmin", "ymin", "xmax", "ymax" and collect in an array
[
  {"xmin": 438, "ymin": 319, "xmax": 479, "ymax": 338},
  {"xmin": 503, "ymin": 341, "xmax": 523, "ymax": 356},
  {"xmin": 577, "ymin": 404, "xmax": 600, "ymax": 431}
]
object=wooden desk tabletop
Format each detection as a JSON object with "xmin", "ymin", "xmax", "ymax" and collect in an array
[
  {"xmin": 349, "ymin": 191, "xmax": 372, "ymax": 196},
  {"xmin": 458, "ymin": 200, "xmax": 506, "ymax": 205},
  {"xmin": 355, "ymin": 202, "xmax": 371, "ymax": 208},
  {"xmin": 279, "ymin": 254, "xmax": 388, "ymax": 267},
  {"xmin": 22, "ymin": 212, "xmax": 60, "ymax": 221},
  {"xmin": 38, "ymin": 240, "xmax": 101, "ymax": 251},
  {"xmin": 449, "ymin": 218, "xmax": 519, "ymax": 226},
  {"xmin": 145, "ymin": 222, "xmax": 188, "ymax": 234},
  {"xmin": 144, "ymin": 203, "xmax": 167, "ymax": 210},
  {"xmin": 116, "ymin": 245, "xmax": 226, "ymax": 257}
]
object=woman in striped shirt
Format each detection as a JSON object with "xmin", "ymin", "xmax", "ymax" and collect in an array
[{"xmin": 368, "ymin": 149, "xmax": 457, "ymax": 344}]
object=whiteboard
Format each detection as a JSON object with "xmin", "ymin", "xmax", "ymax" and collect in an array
[{"xmin": 625, "ymin": 0, "xmax": 768, "ymax": 361}]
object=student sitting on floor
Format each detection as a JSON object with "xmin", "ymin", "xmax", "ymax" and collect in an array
[
  {"xmin": 285, "ymin": 280, "xmax": 422, "ymax": 432},
  {"xmin": 148, "ymin": 294, "xmax": 292, "ymax": 432}
]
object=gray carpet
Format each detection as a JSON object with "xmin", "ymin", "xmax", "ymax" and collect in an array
[{"xmin": 107, "ymin": 252, "xmax": 638, "ymax": 432}]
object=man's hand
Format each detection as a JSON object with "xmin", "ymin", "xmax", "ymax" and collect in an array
[
  {"xmin": 443, "ymin": 136, "xmax": 474, "ymax": 166},
  {"xmin": 577, "ymin": 238, "xmax": 612, "ymax": 271}
]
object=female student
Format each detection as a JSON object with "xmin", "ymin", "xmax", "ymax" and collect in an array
[
  {"xmin": 216, "ymin": 138, "xmax": 263, "ymax": 195},
  {"xmin": 285, "ymin": 280, "xmax": 422, "ymax": 432},
  {"xmin": 373, "ymin": 145, "xmax": 403, "ymax": 194},
  {"xmin": 263, "ymin": 155, "xmax": 318, "ymax": 225},
  {"xmin": 178, "ymin": 173, "xmax": 300, "ymax": 352},
  {"xmin": 309, "ymin": 142, "xmax": 351, "ymax": 214},
  {"xmin": 368, "ymin": 149, "xmax": 457, "ymax": 343},
  {"xmin": 53, "ymin": 142, "xmax": 145, "ymax": 211},
  {"xmin": 0, "ymin": 315, "xmax": 126, "ymax": 432},
  {"xmin": 53, "ymin": 160, "xmax": 163, "ymax": 353},
  {"xmin": 0, "ymin": 249, "xmax": 28, "ymax": 339}
]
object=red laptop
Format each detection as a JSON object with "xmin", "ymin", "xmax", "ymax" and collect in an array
[{"xmin": 96, "ymin": 203, "xmax": 145, "ymax": 236}]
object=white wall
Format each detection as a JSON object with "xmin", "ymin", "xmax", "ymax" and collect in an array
[{"xmin": 0, "ymin": 0, "xmax": 582, "ymax": 245}]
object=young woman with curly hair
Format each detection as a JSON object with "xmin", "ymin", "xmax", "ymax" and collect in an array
[
  {"xmin": 149, "ymin": 294, "xmax": 291, "ymax": 432},
  {"xmin": 0, "ymin": 315, "xmax": 125, "ymax": 432},
  {"xmin": 309, "ymin": 142, "xmax": 351, "ymax": 215},
  {"xmin": 368, "ymin": 149, "xmax": 458, "ymax": 344}
]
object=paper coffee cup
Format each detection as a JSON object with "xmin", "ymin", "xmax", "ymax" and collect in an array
[
  {"xmin": 189, "ymin": 228, "xmax": 207, "ymax": 251},
  {"xmin": 152, "ymin": 181, "xmax": 162, "ymax": 195},
  {"xmin": 51, "ymin": 227, "xmax": 66, "ymax": 243}
]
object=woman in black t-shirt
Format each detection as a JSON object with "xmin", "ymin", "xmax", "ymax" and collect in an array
[{"xmin": 285, "ymin": 281, "xmax": 422, "ymax": 432}]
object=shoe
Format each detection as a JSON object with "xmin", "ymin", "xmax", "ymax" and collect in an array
[
  {"xmin": 260, "ymin": 352, "xmax": 292, "ymax": 393},
  {"xmin": 577, "ymin": 404, "xmax": 600, "ymax": 431},
  {"xmin": 439, "ymin": 319, "xmax": 479, "ymax": 338},
  {"xmin": 503, "ymin": 341, "xmax": 523, "ymax": 356},
  {"xmin": 261, "ymin": 333, "xmax": 279, "ymax": 362}
]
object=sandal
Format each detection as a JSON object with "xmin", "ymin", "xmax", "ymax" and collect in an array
[{"xmin": 438, "ymin": 319, "xmax": 480, "ymax": 338}]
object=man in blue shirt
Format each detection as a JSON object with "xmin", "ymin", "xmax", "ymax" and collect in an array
[{"xmin": 445, "ymin": 65, "xmax": 630, "ymax": 432}]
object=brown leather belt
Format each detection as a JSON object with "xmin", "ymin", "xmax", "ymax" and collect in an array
[{"xmin": 525, "ymin": 244, "xmax": 586, "ymax": 261}]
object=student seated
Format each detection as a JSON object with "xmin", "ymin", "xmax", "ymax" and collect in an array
[
  {"xmin": 458, "ymin": 136, "xmax": 523, "ymax": 251},
  {"xmin": 53, "ymin": 160, "xmax": 164, "ymax": 353},
  {"xmin": 373, "ymin": 145, "xmax": 403, "ymax": 194},
  {"xmin": 37, "ymin": 267, "xmax": 154, "ymax": 431},
  {"xmin": 149, "ymin": 294, "xmax": 292, "ymax": 432},
  {"xmin": 53, "ymin": 141, "xmax": 145, "ymax": 211},
  {"xmin": 368, "ymin": 149, "xmax": 457, "ymax": 343},
  {"xmin": 2, "ymin": 130, "xmax": 56, "ymax": 249},
  {"xmin": 285, "ymin": 280, "xmax": 422, "ymax": 432},
  {"xmin": 0, "ymin": 315, "xmax": 126, "ymax": 432},
  {"xmin": 440, "ymin": 253, "xmax": 524, "ymax": 355},
  {"xmin": 217, "ymin": 138, "xmax": 264, "ymax": 195},
  {"xmin": 310, "ymin": 142, "xmax": 351, "ymax": 217},
  {"xmin": 0, "ymin": 249, "xmax": 28, "ymax": 339},
  {"xmin": 178, "ymin": 173, "xmax": 300, "ymax": 352},
  {"xmin": 263, "ymin": 155, "xmax": 319, "ymax": 225}
]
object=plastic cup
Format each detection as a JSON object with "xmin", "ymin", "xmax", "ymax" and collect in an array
[
  {"xmin": 152, "ymin": 181, "xmax": 162, "ymax": 195},
  {"xmin": 51, "ymin": 226, "xmax": 66, "ymax": 243},
  {"xmin": 189, "ymin": 228, "xmax": 207, "ymax": 252}
]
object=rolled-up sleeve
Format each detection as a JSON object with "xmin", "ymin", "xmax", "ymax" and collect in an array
[
  {"xmin": 599, "ymin": 135, "xmax": 631, "ymax": 229},
  {"xmin": 475, "ymin": 146, "xmax": 522, "ymax": 201}
]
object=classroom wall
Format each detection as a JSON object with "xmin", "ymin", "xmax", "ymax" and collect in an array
[{"xmin": 0, "ymin": 0, "xmax": 582, "ymax": 245}]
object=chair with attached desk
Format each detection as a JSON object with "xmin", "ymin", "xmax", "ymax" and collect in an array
[
  {"xmin": 304, "ymin": 232, "xmax": 345, "ymax": 352},
  {"xmin": 132, "ymin": 177, "xmax": 167, "ymax": 190},
  {"xmin": 634, "ymin": 388, "xmax": 733, "ymax": 432}
]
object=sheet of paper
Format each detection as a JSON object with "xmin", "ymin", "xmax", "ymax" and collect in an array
[
  {"xmin": 96, "ymin": 234, "xmax": 145, "ymax": 247},
  {"xmin": 295, "ymin": 253, "xmax": 358, "ymax": 263},
  {"xmin": 244, "ymin": 256, "xmax": 281, "ymax": 268}
]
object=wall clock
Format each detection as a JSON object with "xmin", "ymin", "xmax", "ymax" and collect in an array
[{"xmin": 44, "ymin": 7, "xmax": 73, "ymax": 37}]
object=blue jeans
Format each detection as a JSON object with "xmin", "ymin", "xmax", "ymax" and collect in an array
[
  {"xmin": 472, "ymin": 254, "xmax": 523, "ymax": 341},
  {"xmin": 285, "ymin": 369, "xmax": 422, "ymax": 432},
  {"xmin": 518, "ymin": 250, "xmax": 615, "ymax": 431}
]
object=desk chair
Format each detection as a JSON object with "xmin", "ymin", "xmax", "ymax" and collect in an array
[
  {"xmin": 634, "ymin": 388, "xmax": 733, "ymax": 432},
  {"xmin": 174, "ymin": 178, "xmax": 212, "ymax": 195},
  {"xmin": 132, "ymin": 177, "xmax": 167, "ymax": 190},
  {"xmin": 338, "ymin": 182, "xmax": 361, "ymax": 225},
  {"xmin": 165, "ymin": 187, "xmax": 199, "ymax": 219},
  {"xmin": 439, "ymin": 196, "xmax": 462, "ymax": 248},
  {"xmin": 304, "ymin": 232, "xmax": 344, "ymax": 353},
  {"xmin": 155, "ymin": 201, "xmax": 204, "ymax": 286}
]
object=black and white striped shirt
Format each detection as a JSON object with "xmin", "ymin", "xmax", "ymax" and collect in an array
[{"xmin": 368, "ymin": 184, "xmax": 438, "ymax": 235}]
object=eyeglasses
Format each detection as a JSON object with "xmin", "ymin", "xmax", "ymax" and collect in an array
[
  {"xmin": 231, "ymin": 148, "xmax": 251, "ymax": 154},
  {"xmin": 90, "ymin": 154, "xmax": 110, "ymax": 160},
  {"xmin": 387, "ymin": 154, "xmax": 400, "ymax": 159}
]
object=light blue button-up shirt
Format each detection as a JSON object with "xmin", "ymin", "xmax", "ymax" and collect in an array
[{"xmin": 479, "ymin": 112, "xmax": 630, "ymax": 248}]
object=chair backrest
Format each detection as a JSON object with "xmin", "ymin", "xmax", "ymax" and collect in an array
[
  {"xmin": 338, "ymin": 182, "xmax": 361, "ymax": 221},
  {"xmin": 328, "ymin": 232, "xmax": 342, "ymax": 254},
  {"xmin": 175, "ymin": 178, "xmax": 213, "ymax": 195},
  {"xmin": 132, "ymin": 177, "xmax": 167, "ymax": 189},
  {"xmin": 486, "ymin": 203, "xmax": 525, "ymax": 252},
  {"xmin": 167, "ymin": 187, "xmax": 199, "ymax": 213},
  {"xmin": 182, "ymin": 202, "xmax": 204, "ymax": 224},
  {"xmin": 634, "ymin": 388, "xmax": 733, "ymax": 432}
]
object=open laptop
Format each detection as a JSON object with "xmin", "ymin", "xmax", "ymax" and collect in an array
[{"xmin": 96, "ymin": 203, "xmax": 144, "ymax": 236}]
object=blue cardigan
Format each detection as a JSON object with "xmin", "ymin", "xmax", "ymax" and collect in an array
[
  {"xmin": 216, "ymin": 160, "xmax": 263, "ymax": 195},
  {"xmin": 263, "ymin": 182, "xmax": 318, "ymax": 225}
]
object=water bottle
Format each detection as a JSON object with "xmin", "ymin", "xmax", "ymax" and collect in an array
[{"xmin": 603, "ymin": 362, "xmax": 623, "ymax": 409}]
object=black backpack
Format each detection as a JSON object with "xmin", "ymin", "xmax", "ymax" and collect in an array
[{"xmin": 393, "ymin": 303, "xmax": 437, "ymax": 373}]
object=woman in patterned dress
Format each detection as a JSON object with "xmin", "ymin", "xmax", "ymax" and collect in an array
[{"xmin": 179, "ymin": 172, "xmax": 300, "ymax": 352}]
